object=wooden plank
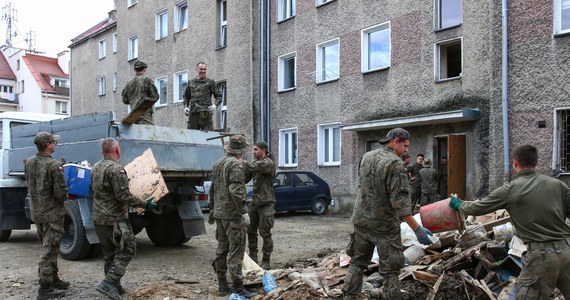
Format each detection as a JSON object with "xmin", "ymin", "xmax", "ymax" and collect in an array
[
  {"xmin": 412, "ymin": 270, "xmax": 440, "ymax": 282},
  {"xmin": 122, "ymin": 98, "xmax": 157, "ymax": 124},
  {"xmin": 482, "ymin": 217, "xmax": 512, "ymax": 231}
]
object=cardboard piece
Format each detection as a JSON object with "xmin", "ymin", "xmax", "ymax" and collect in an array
[
  {"xmin": 122, "ymin": 97, "xmax": 158, "ymax": 124},
  {"xmin": 124, "ymin": 148, "xmax": 169, "ymax": 207}
]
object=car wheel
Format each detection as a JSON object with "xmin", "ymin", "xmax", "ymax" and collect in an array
[{"xmin": 311, "ymin": 198, "xmax": 327, "ymax": 215}]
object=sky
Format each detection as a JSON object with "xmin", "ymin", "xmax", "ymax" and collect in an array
[{"xmin": 0, "ymin": 0, "xmax": 114, "ymax": 57}]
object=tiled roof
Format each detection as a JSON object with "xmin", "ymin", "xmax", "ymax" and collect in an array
[
  {"xmin": 23, "ymin": 54, "xmax": 68, "ymax": 93},
  {"xmin": 70, "ymin": 15, "xmax": 116, "ymax": 47},
  {"xmin": 0, "ymin": 52, "xmax": 16, "ymax": 80}
]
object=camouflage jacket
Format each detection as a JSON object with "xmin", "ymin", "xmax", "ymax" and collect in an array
[
  {"xmin": 408, "ymin": 162, "xmax": 423, "ymax": 187},
  {"xmin": 121, "ymin": 75, "xmax": 159, "ymax": 124},
  {"xmin": 245, "ymin": 157, "xmax": 276, "ymax": 207},
  {"xmin": 209, "ymin": 154, "xmax": 248, "ymax": 220},
  {"xmin": 183, "ymin": 77, "xmax": 222, "ymax": 113},
  {"xmin": 351, "ymin": 144, "xmax": 412, "ymax": 233},
  {"xmin": 419, "ymin": 167, "xmax": 438, "ymax": 195},
  {"xmin": 25, "ymin": 153, "xmax": 68, "ymax": 223},
  {"xmin": 90, "ymin": 157, "xmax": 145, "ymax": 225}
]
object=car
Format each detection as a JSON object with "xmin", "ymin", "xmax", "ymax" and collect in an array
[
  {"xmin": 195, "ymin": 181, "xmax": 211, "ymax": 209},
  {"xmin": 246, "ymin": 170, "xmax": 332, "ymax": 215}
]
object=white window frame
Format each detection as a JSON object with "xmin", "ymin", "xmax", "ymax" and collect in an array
[
  {"xmin": 315, "ymin": 38, "xmax": 340, "ymax": 83},
  {"xmin": 173, "ymin": 70, "xmax": 188, "ymax": 103},
  {"xmin": 155, "ymin": 9, "xmax": 168, "ymax": 40},
  {"xmin": 98, "ymin": 76, "xmax": 106, "ymax": 96},
  {"xmin": 128, "ymin": 36, "xmax": 138, "ymax": 61},
  {"xmin": 277, "ymin": 0, "xmax": 296, "ymax": 22},
  {"xmin": 112, "ymin": 72, "xmax": 118, "ymax": 92},
  {"xmin": 361, "ymin": 22, "xmax": 391, "ymax": 73},
  {"xmin": 98, "ymin": 39, "xmax": 106, "ymax": 59},
  {"xmin": 128, "ymin": 0, "xmax": 137, "ymax": 7},
  {"xmin": 155, "ymin": 76, "xmax": 168, "ymax": 107},
  {"xmin": 278, "ymin": 52, "xmax": 296, "ymax": 92},
  {"xmin": 175, "ymin": 1, "xmax": 189, "ymax": 32},
  {"xmin": 316, "ymin": 0, "xmax": 335, "ymax": 7},
  {"xmin": 435, "ymin": 0, "xmax": 462, "ymax": 30},
  {"xmin": 112, "ymin": 33, "xmax": 118, "ymax": 53},
  {"xmin": 317, "ymin": 122, "xmax": 341, "ymax": 166},
  {"xmin": 434, "ymin": 37, "xmax": 463, "ymax": 82},
  {"xmin": 219, "ymin": 0, "xmax": 227, "ymax": 47},
  {"xmin": 554, "ymin": 0, "xmax": 570, "ymax": 35},
  {"xmin": 55, "ymin": 101, "xmax": 68, "ymax": 114},
  {"xmin": 218, "ymin": 82, "xmax": 227, "ymax": 129},
  {"xmin": 279, "ymin": 128, "xmax": 298, "ymax": 167}
]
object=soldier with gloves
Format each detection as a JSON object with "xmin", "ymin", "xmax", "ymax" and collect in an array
[
  {"xmin": 183, "ymin": 62, "xmax": 222, "ymax": 130},
  {"xmin": 449, "ymin": 144, "xmax": 570, "ymax": 300},
  {"xmin": 342, "ymin": 128, "xmax": 433, "ymax": 300},
  {"xmin": 209, "ymin": 135, "xmax": 257, "ymax": 298},
  {"xmin": 91, "ymin": 138, "xmax": 157, "ymax": 300}
]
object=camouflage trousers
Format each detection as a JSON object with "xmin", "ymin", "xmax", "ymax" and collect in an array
[
  {"xmin": 342, "ymin": 225, "xmax": 405, "ymax": 300},
  {"xmin": 36, "ymin": 218, "xmax": 64, "ymax": 285},
  {"xmin": 247, "ymin": 204, "xmax": 275, "ymax": 261},
  {"xmin": 188, "ymin": 112, "xmax": 213, "ymax": 130},
  {"xmin": 95, "ymin": 219, "xmax": 136, "ymax": 284},
  {"xmin": 212, "ymin": 219, "xmax": 247, "ymax": 284},
  {"xmin": 515, "ymin": 238, "xmax": 570, "ymax": 300}
]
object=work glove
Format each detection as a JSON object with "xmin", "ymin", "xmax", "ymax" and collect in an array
[
  {"xmin": 413, "ymin": 226, "xmax": 433, "ymax": 245},
  {"xmin": 145, "ymin": 197, "xmax": 157, "ymax": 210},
  {"xmin": 242, "ymin": 213, "xmax": 250, "ymax": 226},
  {"xmin": 184, "ymin": 106, "xmax": 189, "ymax": 116},
  {"xmin": 448, "ymin": 194, "xmax": 462, "ymax": 211},
  {"xmin": 208, "ymin": 214, "xmax": 216, "ymax": 225},
  {"xmin": 208, "ymin": 104, "xmax": 217, "ymax": 112}
]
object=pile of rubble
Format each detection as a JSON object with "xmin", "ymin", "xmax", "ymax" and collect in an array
[{"xmin": 242, "ymin": 210, "xmax": 565, "ymax": 300}]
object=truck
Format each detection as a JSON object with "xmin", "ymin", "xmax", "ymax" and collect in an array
[{"xmin": 0, "ymin": 111, "xmax": 224, "ymax": 260}]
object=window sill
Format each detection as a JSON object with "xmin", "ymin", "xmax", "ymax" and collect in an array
[
  {"xmin": 362, "ymin": 66, "xmax": 389, "ymax": 74},
  {"xmin": 434, "ymin": 23, "xmax": 462, "ymax": 32},
  {"xmin": 154, "ymin": 104, "xmax": 168, "ymax": 108},
  {"xmin": 435, "ymin": 75, "xmax": 462, "ymax": 83},
  {"xmin": 174, "ymin": 27, "xmax": 188, "ymax": 34},
  {"xmin": 318, "ymin": 163, "xmax": 340, "ymax": 167},
  {"xmin": 278, "ymin": 87, "xmax": 296, "ymax": 93},
  {"xmin": 215, "ymin": 45, "xmax": 227, "ymax": 51},
  {"xmin": 554, "ymin": 31, "xmax": 570, "ymax": 38},
  {"xmin": 279, "ymin": 164, "xmax": 298, "ymax": 168},
  {"xmin": 316, "ymin": 78, "xmax": 339, "ymax": 85},
  {"xmin": 155, "ymin": 36, "xmax": 167, "ymax": 42},
  {"xmin": 128, "ymin": 58, "xmax": 137, "ymax": 62},
  {"xmin": 316, "ymin": 0, "xmax": 337, "ymax": 8},
  {"xmin": 277, "ymin": 15, "xmax": 295, "ymax": 24}
]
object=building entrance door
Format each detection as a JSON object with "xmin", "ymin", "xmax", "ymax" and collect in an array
[{"xmin": 436, "ymin": 134, "xmax": 466, "ymax": 199}]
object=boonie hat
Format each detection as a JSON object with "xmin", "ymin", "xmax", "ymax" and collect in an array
[
  {"xmin": 422, "ymin": 158, "xmax": 432, "ymax": 167},
  {"xmin": 34, "ymin": 131, "xmax": 60, "ymax": 146},
  {"xmin": 224, "ymin": 135, "xmax": 248, "ymax": 154},
  {"xmin": 379, "ymin": 128, "xmax": 411, "ymax": 144},
  {"xmin": 134, "ymin": 60, "xmax": 147, "ymax": 70}
]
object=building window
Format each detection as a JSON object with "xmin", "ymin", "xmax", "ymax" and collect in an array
[
  {"xmin": 555, "ymin": 108, "xmax": 570, "ymax": 172},
  {"xmin": 435, "ymin": 37, "xmax": 462, "ymax": 82},
  {"xmin": 112, "ymin": 33, "xmax": 118, "ymax": 53},
  {"xmin": 155, "ymin": 76, "xmax": 168, "ymax": 107},
  {"xmin": 54, "ymin": 79, "xmax": 68, "ymax": 87},
  {"xmin": 279, "ymin": 128, "xmax": 298, "ymax": 167},
  {"xmin": 55, "ymin": 101, "xmax": 68, "ymax": 114},
  {"xmin": 173, "ymin": 70, "xmax": 188, "ymax": 103},
  {"xmin": 316, "ymin": 0, "xmax": 335, "ymax": 6},
  {"xmin": 0, "ymin": 85, "xmax": 13, "ymax": 93},
  {"xmin": 128, "ymin": 36, "xmax": 138, "ymax": 60},
  {"xmin": 98, "ymin": 77, "xmax": 106, "ymax": 96},
  {"xmin": 361, "ymin": 22, "xmax": 390, "ymax": 73},
  {"xmin": 316, "ymin": 38, "xmax": 339, "ymax": 83},
  {"xmin": 175, "ymin": 1, "xmax": 189, "ymax": 32},
  {"xmin": 218, "ymin": 82, "xmax": 227, "ymax": 129},
  {"xmin": 98, "ymin": 39, "xmax": 106, "ymax": 59},
  {"xmin": 128, "ymin": 0, "xmax": 137, "ymax": 7},
  {"xmin": 278, "ymin": 52, "xmax": 296, "ymax": 91},
  {"xmin": 555, "ymin": 0, "xmax": 570, "ymax": 35},
  {"xmin": 218, "ymin": 0, "xmax": 227, "ymax": 47},
  {"xmin": 16, "ymin": 59, "xmax": 20, "ymax": 70},
  {"xmin": 436, "ymin": 0, "xmax": 462, "ymax": 30},
  {"xmin": 318, "ymin": 123, "xmax": 341, "ymax": 166},
  {"xmin": 112, "ymin": 72, "xmax": 118, "ymax": 92},
  {"xmin": 20, "ymin": 80, "xmax": 24, "ymax": 93},
  {"xmin": 277, "ymin": 0, "xmax": 296, "ymax": 22},
  {"xmin": 155, "ymin": 9, "xmax": 168, "ymax": 40}
]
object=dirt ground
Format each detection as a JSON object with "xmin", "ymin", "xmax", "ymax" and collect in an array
[{"xmin": 0, "ymin": 211, "xmax": 354, "ymax": 300}]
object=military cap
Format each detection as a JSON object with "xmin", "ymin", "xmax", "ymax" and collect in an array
[
  {"xmin": 34, "ymin": 131, "xmax": 60, "ymax": 146},
  {"xmin": 224, "ymin": 135, "xmax": 248, "ymax": 154},
  {"xmin": 134, "ymin": 60, "xmax": 147, "ymax": 70},
  {"xmin": 379, "ymin": 128, "xmax": 411, "ymax": 144},
  {"xmin": 422, "ymin": 157, "xmax": 432, "ymax": 167}
]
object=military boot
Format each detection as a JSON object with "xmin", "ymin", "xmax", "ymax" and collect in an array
[
  {"xmin": 233, "ymin": 280, "xmax": 257, "ymax": 299},
  {"xmin": 248, "ymin": 249, "xmax": 258, "ymax": 264},
  {"xmin": 217, "ymin": 273, "xmax": 231, "ymax": 296},
  {"xmin": 51, "ymin": 275, "xmax": 70, "ymax": 290},
  {"xmin": 261, "ymin": 254, "xmax": 271, "ymax": 270},
  {"xmin": 96, "ymin": 279, "xmax": 122, "ymax": 300},
  {"xmin": 37, "ymin": 283, "xmax": 65, "ymax": 300}
]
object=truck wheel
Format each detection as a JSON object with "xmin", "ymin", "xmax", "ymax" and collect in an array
[
  {"xmin": 311, "ymin": 198, "xmax": 327, "ymax": 215},
  {"xmin": 146, "ymin": 210, "xmax": 186, "ymax": 246},
  {"xmin": 60, "ymin": 200, "xmax": 91, "ymax": 260},
  {"xmin": 0, "ymin": 230, "xmax": 11, "ymax": 242}
]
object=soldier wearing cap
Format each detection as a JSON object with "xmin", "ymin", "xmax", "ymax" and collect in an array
[
  {"xmin": 121, "ymin": 60, "xmax": 159, "ymax": 125},
  {"xmin": 183, "ymin": 62, "xmax": 222, "ymax": 130},
  {"xmin": 25, "ymin": 131, "xmax": 70, "ymax": 299},
  {"xmin": 342, "ymin": 128, "xmax": 433, "ymax": 300},
  {"xmin": 244, "ymin": 141, "xmax": 276, "ymax": 269},
  {"xmin": 419, "ymin": 158, "xmax": 439, "ymax": 206},
  {"xmin": 209, "ymin": 135, "xmax": 257, "ymax": 298}
]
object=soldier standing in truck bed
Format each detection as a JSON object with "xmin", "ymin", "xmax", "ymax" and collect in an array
[
  {"xmin": 121, "ymin": 60, "xmax": 159, "ymax": 125},
  {"xmin": 183, "ymin": 62, "xmax": 222, "ymax": 130}
]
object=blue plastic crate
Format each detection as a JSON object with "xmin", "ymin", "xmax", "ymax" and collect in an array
[{"xmin": 63, "ymin": 164, "xmax": 92, "ymax": 197}]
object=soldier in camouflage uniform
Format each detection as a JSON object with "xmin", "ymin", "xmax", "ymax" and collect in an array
[
  {"xmin": 419, "ymin": 158, "xmax": 439, "ymax": 205},
  {"xmin": 121, "ymin": 60, "xmax": 160, "ymax": 125},
  {"xmin": 342, "ymin": 128, "xmax": 433, "ymax": 300},
  {"xmin": 450, "ymin": 145, "xmax": 570, "ymax": 300},
  {"xmin": 25, "ymin": 132, "xmax": 70, "ymax": 299},
  {"xmin": 245, "ymin": 141, "xmax": 276, "ymax": 270},
  {"xmin": 209, "ymin": 135, "xmax": 257, "ymax": 298},
  {"xmin": 408, "ymin": 153, "xmax": 424, "ymax": 209},
  {"xmin": 91, "ymin": 138, "xmax": 157, "ymax": 300},
  {"xmin": 183, "ymin": 62, "xmax": 222, "ymax": 130}
]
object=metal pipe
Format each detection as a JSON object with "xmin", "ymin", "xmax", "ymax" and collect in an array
[
  {"xmin": 265, "ymin": 0, "xmax": 271, "ymax": 146},
  {"xmin": 501, "ymin": 0, "xmax": 510, "ymax": 181},
  {"xmin": 259, "ymin": 0, "xmax": 265, "ymax": 141}
]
